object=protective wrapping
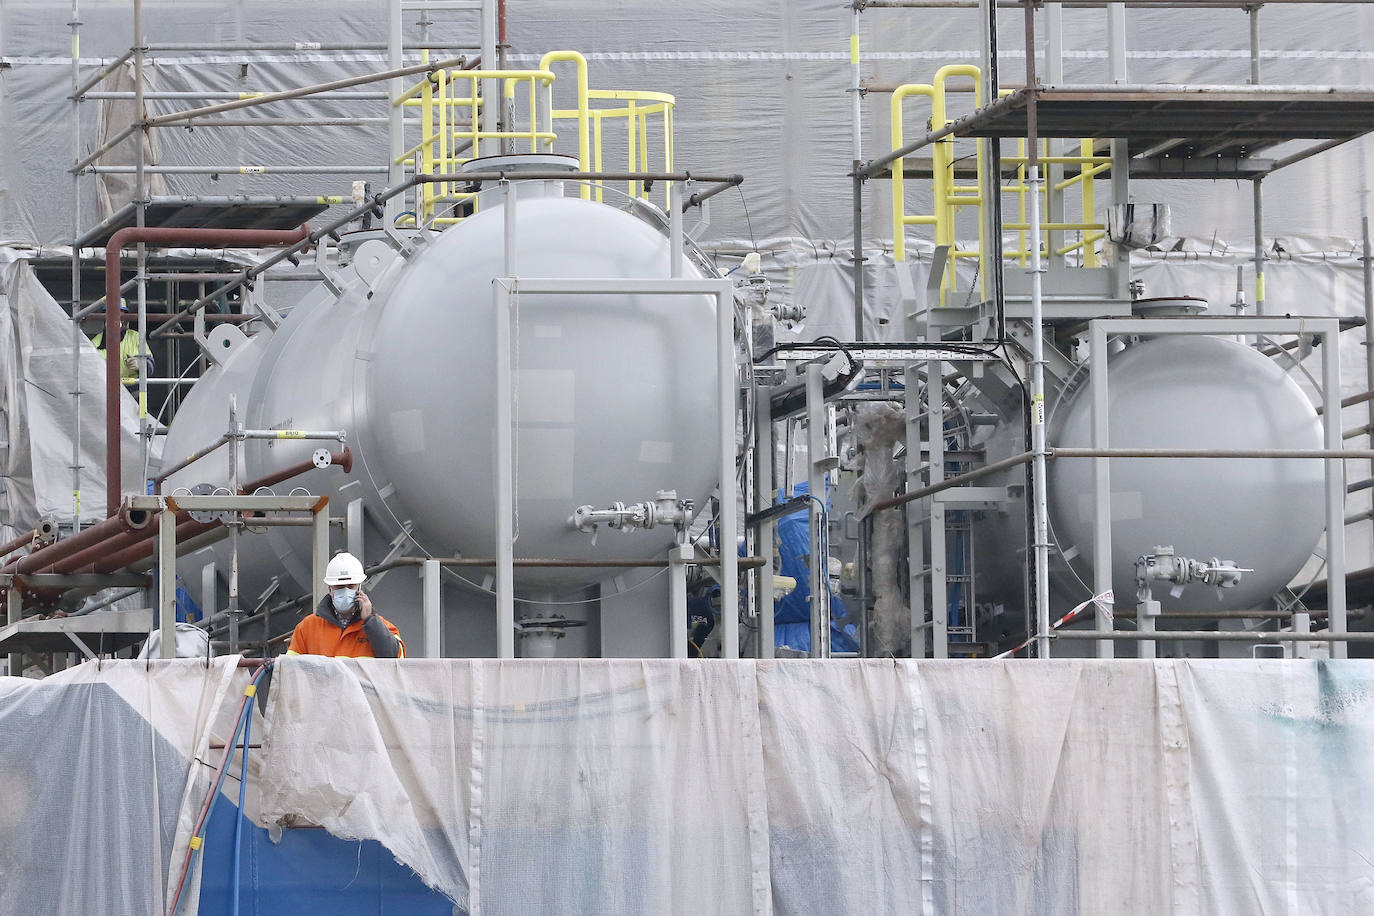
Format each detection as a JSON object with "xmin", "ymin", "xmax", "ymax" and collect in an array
[
  {"xmin": 0, "ymin": 250, "xmax": 150, "ymax": 539},
  {"xmin": 3, "ymin": 657, "xmax": 1374, "ymax": 912},
  {"xmin": 250, "ymin": 657, "xmax": 1374, "ymax": 914}
]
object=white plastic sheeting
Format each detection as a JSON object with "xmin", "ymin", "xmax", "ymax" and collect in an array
[
  {"xmin": 0, "ymin": 249, "xmax": 148, "ymax": 537},
  {"xmin": 2, "ymin": 657, "xmax": 1374, "ymax": 913},
  {"xmin": 257, "ymin": 657, "xmax": 1374, "ymax": 914},
  {"xmin": 0, "ymin": 658, "xmax": 241, "ymax": 915}
]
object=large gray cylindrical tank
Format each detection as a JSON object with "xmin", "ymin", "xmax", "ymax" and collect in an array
[
  {"xmin": 1049, "ymin": 334, "xmax": 1325, "ymax": 611},
  {"xmin": 161, "ymin": 174, "xmax": 719, "ymax": 597}
]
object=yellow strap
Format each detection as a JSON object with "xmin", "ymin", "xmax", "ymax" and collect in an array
[
  {"xmin": 244, "ymin": 684, "xmax": 257, "ymax": 697},
  {"xmin": 850, "ymin": 34, "xmax": 859, "ymax": 65},
  {"xmin": 189, "ymin": 836, "xmax": 203, "ymax": 851},
  {"xmin": 284, "ymin": 649, "xmax": 301, "ymax": 656}
]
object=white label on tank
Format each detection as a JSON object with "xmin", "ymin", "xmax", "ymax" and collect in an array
[
  {"xmin": 1078, "ymin": 490, "xmax": 1143, "ymax": 522},
  {"xmin": 639, "ymin": 440, "xmax": 674, "ymax": 464},
  {"xmin": 389, "ymin": 408, "xmax": 425, "ymax": 455},
  {"xmin": 517, "ymin": 370, "xmax": 575, "ymax": 423},
  {"xmin": 518, "ymin": 427, "xmax": 574, "ymax": 498},
  {"xmin": 533, "ymin": 325, "xmax": 562, "ymax": 338}
]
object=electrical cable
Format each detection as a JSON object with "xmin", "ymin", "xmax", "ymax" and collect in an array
[
  {"xmin": 168, "ymin": 663, "xmax": 269, "ymax": 916},
  {"xmin": 231, "ymin": 679, "xmax": 255, "ymax": 916}
]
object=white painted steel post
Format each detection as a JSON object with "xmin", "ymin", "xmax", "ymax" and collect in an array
[
  {"xmin": 7, "ymin": 587, "xmax": 22, "ymax": 675},
  {"xmin": 386, "ymin": 0, "xmax": 404, "ymax": 223},
  {"xmin": 422, "ymin": 558, "xmax": 442, "ymax": 658},
  {"xmin": 669, "ymin": 183, "xmax": 683, "ymax": 279},
  {"xmin": 806, "ymin": 363, "xmax": 829, "ymax": 658},
  {"xmin": 928, "ymin": 358, "xmax": 949, "ymax": 659},
  {"xmin": 312, "ymin": 499, "xmax": 329, "ymax": 611},
  {"xmin": 1088, "ymin": 321, "xmax": 1114, "ymax": 658},
  {"xmin": 1322, "ymin": 323, "xmax": 1348, "ymax": 657},
  {"xmin": 756, "ymin": 389, "xmax": 775, "ymax": 659},
  {"xmin": 494, "ymin": 185, "xmax": 518, "ymax": 659},
  {"xmin": 480, "ymin": 0, "xmax": 498, "ymax": 156},
  {"xmin": 718, "ymin": 286, "xmax": 740, "ymax": 659},
  {"xmin": 159, "ymin": 505, "xmax": 177, "ymax": 659},
  {"xmin": 1028, "ymin": 167, "xmax": 1055, "ymax": 659},
  {"xmin": 669, "ymin": 543, "xmax": 692, "ymax": 659},
  {"xmin": 346, "ymin": 497, "xmax": 365, "ymax": 559},
  {"xmin": 495, "ymin": 278, "xmax": 516, "ymax": 659}
]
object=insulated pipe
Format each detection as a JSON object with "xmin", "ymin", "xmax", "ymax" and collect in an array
[
  {"xmin": 4, "ymin": 503, "xmax": 153, "ymax": 574},
  {"xmin": 104, "ymin": 225, "xmax": 311, "ymax": 517}
]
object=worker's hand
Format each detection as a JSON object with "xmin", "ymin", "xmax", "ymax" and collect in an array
[
  {"xmin": 356, "ymin": 590, "xmax": 373, "ymax": 621},
  {"xmin": 123, "ymin": 356, "xmax": 139, "ymax": 376}
]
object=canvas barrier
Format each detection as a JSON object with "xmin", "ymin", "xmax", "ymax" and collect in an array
[{"xmin": 8, "ymin": 656, "xmax": 1371, "ymax": 914}]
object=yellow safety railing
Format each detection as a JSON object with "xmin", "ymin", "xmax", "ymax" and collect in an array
[
  {"xmin": 394, "ymin": 49, "xmax": 675, "ymax": 225},
  {"xmin": 891, "ymin": 65, "xmax": 985, "ymax": 304},
  {"xmin": 891, "ymin": 66, "xmax": 1108, "ymax": 300}
]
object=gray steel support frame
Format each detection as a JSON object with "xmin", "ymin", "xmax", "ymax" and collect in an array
[
  {"xmin": 806, "ymin": 364, "xmax": 831, "ymax": 658},
  {"xmin": 755, "ymin": 390, "xmax": 775, "ymax": 659},
  {"xmin": 928, "ymin": 359, "xmax": 950, "ymax": 659},
  {"xmin": 491, "ymin": 275, "xmax": 739, "ymax": 659},
  {"xmin": 422, "ymin": 558, "xmax": 442, "ymax": 658},
  {"xmin": 669, "ymin": 543, "xmax": 693, "ymax": 659},
  {"xmin": 133, "ymin": 494, "xmax": 331, "ymax": 660},
  {"xmin": 1085, "ymin": 316, "xmax": 1347, "ymax": 657}
]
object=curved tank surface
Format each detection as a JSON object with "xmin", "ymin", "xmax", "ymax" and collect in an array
[
  {"xmin": 161, "ymin": 182, "xmax": 719, "ymax": 601},
  {"xmin": 1048, "ymin": 334, "xmax": 1326, "ymax": 611}
]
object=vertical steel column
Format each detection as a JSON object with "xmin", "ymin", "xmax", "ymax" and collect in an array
[
  {"xmin": 806, "ymin": 364, "xmax": 829, "ymax": 658},
  {"xmin": 386, "ymin": 0, "xmax": 405, "ymax": 224},
  {"xmin": 850, "ymin": 4, "xmax": 865, "ymax": 341},
  {"xmin": 755, "ymin": 389, "xmax": 775, "ymax": 659},
  {"xmin": 669, "ymin": 183, "xmax": 683, "ymax": 279},
  {"xmin": 1044, "ymin": 2, "xmax": 1065, "ymax": 267},
  {"xmin": 905, "ymin": 362, "xmax": 927, "ymax": 658},
  {"xmin": 7, "ymin": 587, "xmax": 21, "ymax": 675},
  {"xmin": 1254, "ymin": 179, "xmax": 1266, "ymax": 316},
  {"xmin": 1088, "ymin": 321, "xmax": 1114, "ymax": 658},
  {"xmin": 717, "ymin": 286, "xmax": 740, "ymax": 659},
  {"xmin": 1364, "ymin": 218, "xmax": 1374, "ymax": 557},
  {"xmin": 1321, "ymin": 323, "xmax": 1348, "ymax": 658},
  {"xmin": 312, "ymin": 500, "xmax": 329, "ymax": 611},
  {"xmin": 1107, "ymin": 2, "xmax": 1131, "ymax": 301},
  {"xmin": 669, "ymin": 543, "xmax": 692, "ymax": 659},
  {"xmin": 494, "ymin": 281, "xmax": 515, "ymax": 659},
  {"xmin": 928, "ymin": 361, "xmax": 949, "ymax": 659},
  {"xmin": 69, "ymin": 0, "xmax": 83, "ymax": 534},
  {"xmin": 422, "ymin": 558, "xmax": 442, "ymax": 658},
  {"xmin": 480, "ymin": 0, "xmax": 498, "ymax": 156},
  {"xmin": 158, "ymin": 504, "xmax": 177, "ymax": 659}
]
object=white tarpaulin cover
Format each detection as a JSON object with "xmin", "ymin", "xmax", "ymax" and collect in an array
[
  {"xmin": 5, "ymin": 656, "xmax": 1374, "ymax": 914},
  {"xmin": 0, "ymin": 249, "xmax": 148, "ymax": 536}
]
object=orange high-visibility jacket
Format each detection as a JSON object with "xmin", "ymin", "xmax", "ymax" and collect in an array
[{"xmin": 286, "ymin": 601, "xmax": 406, "ymax": 658}]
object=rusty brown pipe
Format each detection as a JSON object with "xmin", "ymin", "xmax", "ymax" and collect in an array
[
  {"xmin": 36, "ymin": 449, "xmax": 351, "ymax": 576},
  {"xmin": 90, "ymin": 448, "xmax": 353, "ymax": 574},
  {"xmin": 0, "ymin": 518, "xmax": 59, "ymax": 566},
  {"xmin": 105, "ymin": 224, "xmax": 311, "ymax": 517},
  {"xmin": 4, "ymin": 502, "xmax": 153, "ymax": 575}
]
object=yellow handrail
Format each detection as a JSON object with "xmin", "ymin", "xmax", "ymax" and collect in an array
[
  {"xmin": 890, "ymin": 65, "xmax": 1110, "ymax": 288},
  {"xmin": 395, "ymin": 50, "xmax": 677, "ymax": 225}
]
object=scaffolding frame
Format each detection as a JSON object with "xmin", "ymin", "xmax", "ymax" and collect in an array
[{"xmin": 848, "ymin": 0, "xmax": 1374, "ymax": 658}]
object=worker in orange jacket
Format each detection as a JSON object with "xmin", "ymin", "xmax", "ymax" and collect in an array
[{"xmin": 285, "ymin": 552, "xmax": 405, "ymax": 658}]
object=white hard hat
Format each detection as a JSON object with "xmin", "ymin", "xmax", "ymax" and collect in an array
[{"xmin": 324, "ymin": 552, "xmax": 365, "ymax": 586}]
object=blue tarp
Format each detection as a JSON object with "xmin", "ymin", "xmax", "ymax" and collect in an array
[{"xmin": 770, "ymin": 483, "xmax": 858, "ymax": 654}]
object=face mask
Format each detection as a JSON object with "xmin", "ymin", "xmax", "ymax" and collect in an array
[{"xmin": 331, "ymin": 588, "xmax": 358, "ymax": 616}]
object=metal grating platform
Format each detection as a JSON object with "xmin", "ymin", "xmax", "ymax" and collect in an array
[
  {"xmin": 952, "ymin": 85, "xmax": 1374, "ymax": 179},
  {"xmin": 76, "ymin": 194, "xmax": 334, "ymax": 248},
  {"xmin": 0, "ymin": 607, "xmax": 152, "ymax": 657}
]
